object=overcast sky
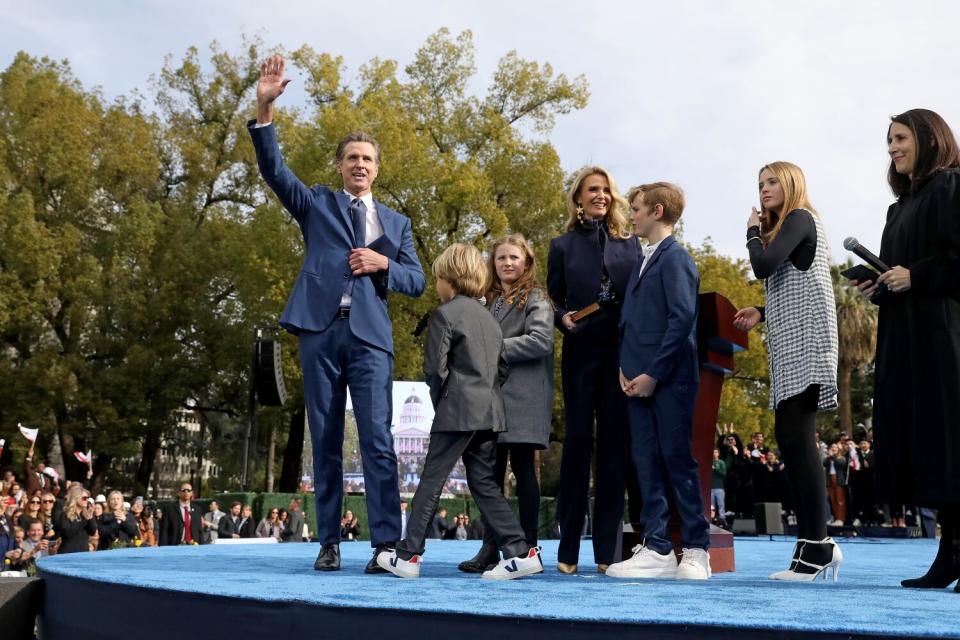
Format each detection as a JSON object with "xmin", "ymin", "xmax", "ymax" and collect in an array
[{"xmin": 4, "ymin": 1, "xmax": 960, "ymax": 263}]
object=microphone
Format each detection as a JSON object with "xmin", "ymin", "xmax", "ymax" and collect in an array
[{"xmin": 843, "ymin": 237, "xmax": 890, "ymax": 274}]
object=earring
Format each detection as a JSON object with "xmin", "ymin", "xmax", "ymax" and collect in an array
[{"xmin": 576, "ymin": 204, "xmax": 584, "ymax": 222}]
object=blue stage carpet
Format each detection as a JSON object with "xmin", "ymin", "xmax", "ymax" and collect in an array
[{"xmin": 39, "ymin": 537, "xmax": 960, "ymax": 638}]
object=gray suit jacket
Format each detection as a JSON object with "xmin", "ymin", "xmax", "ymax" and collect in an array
[
  {"xmin": 424, "ymin": 295, "xmax": 507, "ymax": 433},
  {"xmin": 490, "ymin": 288, "xmax": 554, "ymax": 448}
]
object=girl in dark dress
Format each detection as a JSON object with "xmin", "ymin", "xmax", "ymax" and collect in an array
[
  {"xmin": 547, "ymin": 166, "xmax": 640, "ymax": 574},
  {"xmin": 855, "ymin": 109, "xmax": 960, "ymax": 591}
]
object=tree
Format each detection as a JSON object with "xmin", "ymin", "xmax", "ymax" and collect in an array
[{"xmin": 833, "ymin": 262, "xmax": 877, "ymax": 436}]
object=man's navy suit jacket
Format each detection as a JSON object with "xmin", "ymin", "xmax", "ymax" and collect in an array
[
  {"xmin": 248, "ymin": 122, "xmax": 425, "ymax": 353},
  {"xmin": 619, "ymin": 235, "xmax": 700, "ymax": 384}
]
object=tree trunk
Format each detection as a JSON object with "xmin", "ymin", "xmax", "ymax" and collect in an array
[
  {"xmin": 838, "ymin": 363, "xmax": 853, "ymax": 436},
  {"xmin": 279, "ymin": 407, "xmax": 305, "ymax": 492},
  {"xmin": 196, "ymin": 415, "xmax": 206, "ymax": 497},
  {"xmin": 265, "ymin": 419, "xmax": 277, "ymax": 493},
  {"xmin": 137, "ymin": 430, "xmax": 162, "ymax": 497}
]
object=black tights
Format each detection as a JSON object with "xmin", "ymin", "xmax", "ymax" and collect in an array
[
  {"xmin": 492, "ymin": 444, "xmax": 540, "ymax": 546},
  {"xmin": 775, "ymin": 385, "xmax": 827, "ymax": 541}
]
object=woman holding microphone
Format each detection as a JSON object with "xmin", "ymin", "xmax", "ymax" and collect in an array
[
  {"xmin": 547, "ymin": 166, "xmax": 639, "ymax": 574},
  {"xmin": 855, "ymin": 109, "xmax": 960, "ymax": 591}
]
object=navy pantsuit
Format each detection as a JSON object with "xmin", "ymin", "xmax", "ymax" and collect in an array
[
  {"xmin": 620, "ymin": 235, "xmax": 709, "ymax": 554},
  {"xmin": 249, "ymin": 122, "xmax": 425, "ymax": 547},
  {"xmin": 547, "ymin": 223, "xmax": 640, "ymax": 565}
]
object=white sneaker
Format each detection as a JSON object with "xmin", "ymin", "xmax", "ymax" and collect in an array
[
  {"xmin": 481, "ymin": 547, "xmax": 543, "ymax": 580},
  {"xmin": 605, "ymin": 544, "xmax": 677, "ymax": 579},
  {"xmin": 376, "ymin": 549, "xmax": 420, "ymax": 578},
  {"xmin": 676, "ymin": 547, "xmax": 711, "ymax": 580}
]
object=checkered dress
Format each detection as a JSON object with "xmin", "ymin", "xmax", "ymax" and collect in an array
[{"xmin": 764, "ymin": 212, "xmax": 838, "ymax": 411}]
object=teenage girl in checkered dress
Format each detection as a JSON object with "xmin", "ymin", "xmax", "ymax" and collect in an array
[{"xmin": 733, "ymin": 161, "xmax": 840, "ymax": 581}]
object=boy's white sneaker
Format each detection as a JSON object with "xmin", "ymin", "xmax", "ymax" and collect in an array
[
  {"xmin": 481, "ymin": 547, "xmax": 543, "ymax": 580},
  {"xmin": 605, "ymin": 544, "xmax": 677, "ymax": 579},
  {"xmin": 376, "ymin": 549, "xmax": 421, "ymax": 578},
  {"xmin": 676, "ymin": 547, "xmax": 711, "ymax": 580}
]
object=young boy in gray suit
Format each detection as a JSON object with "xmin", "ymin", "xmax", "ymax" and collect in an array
[{"xmin": 378, "ymin": 243, "xmax": 543, "ymax": 579}]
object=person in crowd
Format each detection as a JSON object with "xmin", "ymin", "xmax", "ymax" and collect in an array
[
  {"xmin": 399, "ymin": 499, "xmax": 409, "ymax": 541},
  {"xmin": 97, "ymin": 490, "xmax": 139, "ymax": 549},
  {"xmin": 250, "ymin": 54, "xmax": 425, "ymax": 574},
  {"xmin": 340, "ymin": 510, "xmax": 360, "ymax": 541},
  {"xmin": 19, "ymin": 494, "xmax": 42, "ymax": 531},
  {"xmin": 218, "ymin": 501, "xmax": 243, "ymax": 540},
  {"xmin": 14, "ymin": 519, "xmax": 51, "ymax": 569},
  {"xmin": 760, "ymin": 450, "xmax": 788, "ymax": 508},
  {"xmin": 138, "ymin": 505, "xmax": 157, "ymax": 547},
  {"xmin": 548, "ymin": 166, "xmax": 640, "ymax": 575},
  {"xmin": 159, "ymin": 482, "xmax": 203, "ymax": 545},
  {"xmin": 853, "ymin": 109, "xmax": 960, "ymax": 590},
  {"xmin": 257, "ymin": 507, "xmax": 284, "ymax": 540},
  {"xmin": 377, "ymin": 244, "xmax": 543, "ymax": 580},
  {"xmin": 54, "ymin": 485, "xmax": 96, "ymax": 554},
  {"xmin": 7, "ymin": 481, "xmax": 23, "ymax": 504},
  {"xmin": 454, "ymin": 514, "xmax": 469, "ymax": 541},
  {"xmin": 718, "ymin": 432, "xmax": 752, "ymax": 517},
  {"xmin": 428, "ymin": 507, "xmax": 449, "ymax": 540},
  {"xmin": 202, "ymin": 499, "xmax": 224, "ymax": 544},
  {"xmin": 1, "ymin": 498, "xmax": 21, "ymax": 565},
  {"xmin": 238, "ymin": 504, "xmax": 257, "ymax": 538},
  {"xmin": 733, "ymin": 161, "xmax": 841, "ymax": 581},
  {"xmin": 711, "ymin": 449, "xmax": 727, "ymax": 525},
  {"xmin": 40, "ymin": 491, "xmax": 58, "ymax": 543},
  {"xmin": 459, "ymin": 234, "xmax": 554, "ymax": 574},
  {"xmin": 852, "ymin": 439, "xmax": 879, "ymax": 525},
  {"xmin": 606, "ymin": 181, "xmax": 710, "ymax": 581},
  {"xmin": 283, "ymin": 498, "xmax": 305, "ymax": 542}
]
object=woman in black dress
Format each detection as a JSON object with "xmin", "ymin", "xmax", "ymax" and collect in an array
[
  {"xmin": 548, "ymin": 166, "xmax": 639, "ymax": 574},
  {"xmin": 855, "ymin": 109, "xmax": 960, "ymax": 591},
  {"xmin": 54, "ymin": 485, "xmax": 97, "ymax": 554}
]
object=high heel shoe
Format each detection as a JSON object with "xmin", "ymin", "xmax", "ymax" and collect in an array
[{"xmin": 769, "ymin": 538, "xmax": 842, "ymax": 582}]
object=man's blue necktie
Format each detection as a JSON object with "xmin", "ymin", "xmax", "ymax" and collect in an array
[{"xmin": 346, "ymin": 198, "xmax": 367, "ymax": 297}]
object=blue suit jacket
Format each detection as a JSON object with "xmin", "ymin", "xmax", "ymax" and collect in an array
[
  {"xmin": 249, "ymin": 122, "xmax": 425, "ymax": 353},
  {"xmin": 619, "ymin": 235, "xmax": 700, "ymax": 384}
]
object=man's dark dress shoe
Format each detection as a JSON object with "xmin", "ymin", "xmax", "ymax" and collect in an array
[
  {"xmin": 458, "ymin": 542, "xmax": 500, "ymax": 573},
  {"xmin": 314, "ymin": 543, "xmax": 341, "ymax": 571},
  {"xmin": 365, "ymin": 542, "xmax": 396, "ymax": 574}
]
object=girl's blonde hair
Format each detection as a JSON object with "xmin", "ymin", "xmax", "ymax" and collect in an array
[
  {"xmin": 758, "ymin": 161, "xmax": 818, "ymax": 246},
  {"xmin": 564, "ymin": 166, "xmax": 632, "ymax": 238},
  {"xmin": 485, "ymin": 234, "xmax": 547, "ymax": 310},
  {"xmin": 432, "ymin": 243, "xmax": 487, "ymax": 298}
]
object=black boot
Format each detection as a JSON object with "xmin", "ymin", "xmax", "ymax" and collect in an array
[
  {"xmin": 901, "ymin": 534, "xmax": 960, "ymax": 589},
  {"xmin": 458, "ymin": 542, "xmax": 500, "ymax": 573}
]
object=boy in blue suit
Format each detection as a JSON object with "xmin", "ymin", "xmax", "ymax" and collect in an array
[{"xmin": 606, "ymin": 182, "xmax": 711, "ymax": 580}]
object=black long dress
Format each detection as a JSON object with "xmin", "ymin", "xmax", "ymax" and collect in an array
[{"xmin": 873, "ymin": 169, "xmax": 960, "ymax": 507}]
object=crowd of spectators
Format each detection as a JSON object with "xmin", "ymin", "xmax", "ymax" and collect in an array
[
  {"xmin": 713, "ymin": 427, "xmax": 910, "ymax": 529},
  {"xmin": 1, "ymin": 458, "xmax": 312, "ymax": 575}
]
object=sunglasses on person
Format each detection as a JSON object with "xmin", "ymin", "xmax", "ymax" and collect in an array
[
  {"xmin": 179, "ymin": 488, "xmax": 193, "ymax": 493},
  {"xmin": 29, "ymin": 500, "xmax": 41, "ymax": 505},
  {"xmin": 42, "ymin": 499, "xmax": 55, "ymax": 504}
]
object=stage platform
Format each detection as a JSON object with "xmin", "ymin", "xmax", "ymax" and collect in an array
[{"xmin": 38, "ymin": 537, "xmax": 959, "ymax": 640}]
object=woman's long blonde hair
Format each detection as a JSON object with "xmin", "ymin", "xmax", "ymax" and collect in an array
[
  {"xmin": 758, "ymin": 161, "xmax": 818, "ymax": 246},
  {"xmin": 485, "ymin": 234, "xmax": 547, "ymax": 310},
  {"xmin": 564, "ymin": 166, "xmax": 632, "ymax": 239},
  {"xmin": 64, "ymin": 485, "xmax": 86, "ymax": 521}
]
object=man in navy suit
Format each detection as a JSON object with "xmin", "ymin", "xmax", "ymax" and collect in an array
[
  {"xmin": 249, "ymin": 55, "xmax": 426, "ymax": 573},
  {"xmin": 606, "ymin": 182, "xmax": 711, "ymax": 581}
]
